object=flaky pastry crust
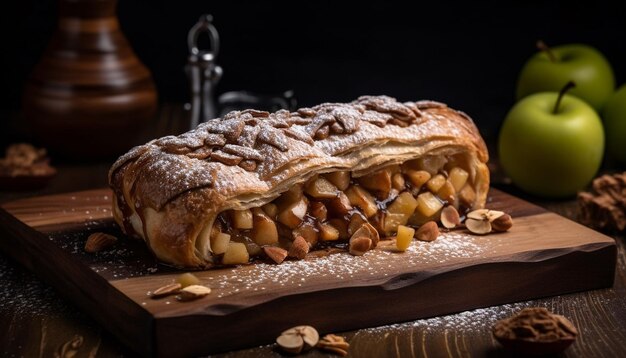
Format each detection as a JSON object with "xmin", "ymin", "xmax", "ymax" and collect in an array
[{"xmin": 109, "ymin": 96, "xmax": 489, "ymax": 267}]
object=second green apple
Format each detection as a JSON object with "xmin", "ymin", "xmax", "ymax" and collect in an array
[
  {"xmin": 516, "ymin": 43, "xmax": 614, "ymax": 111},
  {"xmin": 499, "ymin": 87, "xmax": 604, "ymax": 198}
]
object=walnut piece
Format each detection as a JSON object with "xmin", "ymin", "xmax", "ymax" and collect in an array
[
  {"xmin": 578, "ymin": 172, "xmax": 626, "ymax": 232},
  {"xmin": 492, "ymin": 307, "xmax": 577, "ymax": 355},
  {"xmin": 0, "ymin": 143, "xmax": 56, "ymax": 177}
]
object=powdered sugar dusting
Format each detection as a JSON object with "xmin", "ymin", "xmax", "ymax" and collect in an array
[
  {"xmin": 194, "ymin": 232, "xmax": 486, "ymax": 300},
  {"xmin": 359, "ymin": 303, "xmax": 537, "ymax": 336}
]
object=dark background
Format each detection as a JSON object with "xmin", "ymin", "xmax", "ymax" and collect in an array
[{"xmin": 1, "ymin": 0, "xmax": 625, "ymax": 151}]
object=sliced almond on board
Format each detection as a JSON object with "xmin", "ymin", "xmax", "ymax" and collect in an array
[
  {"xmin": 176, "ymin": 285, "xmax": 212, "ymax": 301},
  {"xmin": 150, "ymin": 283, "xmax": 182, "ymax": 299}
]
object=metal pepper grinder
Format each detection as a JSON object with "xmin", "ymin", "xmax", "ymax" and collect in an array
[{"xmin": 186, "ymin": 15, "xmax": 223, "ymax": 129}]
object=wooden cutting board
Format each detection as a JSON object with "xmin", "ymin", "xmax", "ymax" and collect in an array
[{"xmin": 0, "ymin": 188, "xmax": 616, "ymax": 357}]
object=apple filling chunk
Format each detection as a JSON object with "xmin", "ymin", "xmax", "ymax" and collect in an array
[{"xmin": 209, "ymin": 155, "xmax": 477, "ymax": 265}]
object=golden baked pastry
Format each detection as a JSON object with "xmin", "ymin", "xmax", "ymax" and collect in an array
[{"xmin": 109, "ymin": 96, "xmax": 489, "ymax": 268}]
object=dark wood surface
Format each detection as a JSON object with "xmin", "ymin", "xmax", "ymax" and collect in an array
[
  {"xmin": 1, "ymin": 106, "xmax": 625, "ymax": 357},
  {"xmin": 0, "ymin": 187, "xmax": 616, "ymax": 356}
]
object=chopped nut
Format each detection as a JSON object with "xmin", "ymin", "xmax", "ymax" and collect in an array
[
  {"xmin": 465, "ymin": 209, "xmax": 513, "ymax": 234},
  {"xmin": 150, "ymin": 283, "xmax": 182, "ymax": 299},
  {"xmin": 415, "ymin": 221, "xmax": 439, "ymax": 242},
  {"xmin": 289, "ymin": 236, "xmax": 310, "ymax": 260},
  {"xmin": 440, "ymin": 205, "xmax": 461, "ymax": 229},
  {"xmin": 263, "ymin": 246, "xmax": 288, "ymax": 264},
  {"xmin": 577, "ymin": 172, "xmax": 626, "ymax": 232},
  {"xmin": 276, "ymin": 325, "xmax": 319, "ymax": 354},
  {"xmin": 176, "ymin": 285, "xmax": 212, "ymax": 301},
  {"xmin": 84, "ymin": 232, "xmax": 117, "ymax": 253},
  {"xmin": 350, "ymin": 222, "xmax": 380, "ymax": 248},
  {"xmin": 349, "ymin": 236, "xmax": 372, "ymax": 256},
  {"xmin": 317, "ymin": 334, "xmax": 350, "ymax": 356},
  {"xmin": 492, "ymin": 213, "xmax": 513, "ymax": 232}
]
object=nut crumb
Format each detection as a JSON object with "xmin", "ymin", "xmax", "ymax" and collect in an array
[
  {"xmin": 84, "ymin": 232, "xmax": 117, "ymax": 253},
  {"xmin": 289, "ymin": 236, "xmax": 310, "ymax": 260},
  {"xmin": 578, "ymin": 172, "xmax": 626, "ymax": 232},
  {"xmin": 317, "ymin": 333, "xmax": 350, "ymax": 356},
  {"xmin": 415, "ymin": 221, "xmax": 439, "ymax": 242},
  {"xmin": 264, "ymin": 246, "xmax": 288, "ymax": 264}
]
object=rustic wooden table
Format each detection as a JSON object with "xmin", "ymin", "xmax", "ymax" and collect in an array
[{"xmin": 1, "ymin": 108, "xmax": 625, "ymax": 357}]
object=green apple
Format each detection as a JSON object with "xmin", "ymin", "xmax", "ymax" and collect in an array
[
  {"xmin": 603, "ymin": 84, "xmax": 626, "ymax": 165},
  {"xmin": 516, "ymin": 42, "xmax": 615, "ymax": 111},
  {"xmin": 499, "ymin": 83, "xmax": 604, "ymax": 198}
]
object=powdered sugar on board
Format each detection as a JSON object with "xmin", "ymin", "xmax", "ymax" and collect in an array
[{"xmin": 134, "ymin": 231, "xmax": 491, "ymax": 309}]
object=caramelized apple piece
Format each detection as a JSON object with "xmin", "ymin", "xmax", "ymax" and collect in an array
[
  {"xmin": 345, "ymin": 185, "xmax": 378, "ymax": 218},
  {"xmin": 357, "ymin": 170, "xmax": 391, "ymax": 198},
  {"xmin": 383, "ymin": 192, "xmax": 418, "ymax": 233},
  {"xmin": 326, "ymin": 192, "xmax": 353, "ymax": 217},
  {"xmin": 211, "ymin": 232, "xmax": 231, "ymax": 255},
  {"xmin": 309, "ymin": 201, "xmax": 328, "ymax": 221},
  {"xmin": 383, "ymin": 213, "xmax": 405, "ymax": 234},
  {"xmin": 327, "ymin": 218, "xmax": 349, "ymax": 240},
  {"xmin": 417, "ymin": 156, "xmax": 448, "ymax": 175},
  {"xmin": 319, "ymin": 223, "xmax": 340, "ymax": 241},
  {"xmin": 304, "ymin": 177, "xmax": 338, "ymax": 199},
  {"xmin": 426, "ymin": 174, "xmax": 446, "ymax": 193},
  {"xmin": 324, "ymin": 171, "xmax": 351, "ymax": 191},
  {"xmin": 232, "ymin": 209, "xmax": 253, "ymax": 230},
  {"xmin": 407, "ymin": 209, "xmax": 434, "ymax": 227},
  {"xmin": 416, "ymin": 192, "xmax": 444, "ymax": 217},
  {"xmin": 251, "ymin": 209, "xmax": 279, "ymax": 245},
  {"xmin": 276, "ymin": 185, "xmax": 304, "ymax": 209},
  {"xmin": 437, "ymin": 180, "xmax": 456, "ymax": 203},
  {"xmin": 449, "ymin": 167, "xmax": 469, "ymax": 191},
  {"xmin": 405, "ymin": 170, "xmax": 431, "ymax": 189},
  {"xmin": 396, "ymin": 225, "xmax": 415, "ymax": 251},
  {"xmin": 401, "ymin": 159, "xmax": 421, "ymax": 172},
  {"xmin": 458, "ymin": 184, "xmax": 476, "ymax": 207},
  {"xmin": 388, "ymin": 192, "xmax": 419, "ymax": 216},
  {"xmin": 292, "ymin": 223, "xmax": 319, "ymax": 246},
  {"xmin": 392, "ymin": 173, "xmax": 406, "ymax": 191},
  {"xmin": 222, "ymin": 242, "xmax": 249, "ymax": 265},
  {"xmin": 244, "ymin": 240, "xmax": 262, "ymax": 256},
  {"xmin": 277, "ymin": 197, "xmax": 308, "ymax": 229},
  {"xmin": 262, "ymin": 203, "xmax": 278, "ymax": 219}
]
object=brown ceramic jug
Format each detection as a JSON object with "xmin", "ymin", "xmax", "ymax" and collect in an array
[{"xmin": 22, "ymin": 0, "xmax": 157, "ymax": 160}]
